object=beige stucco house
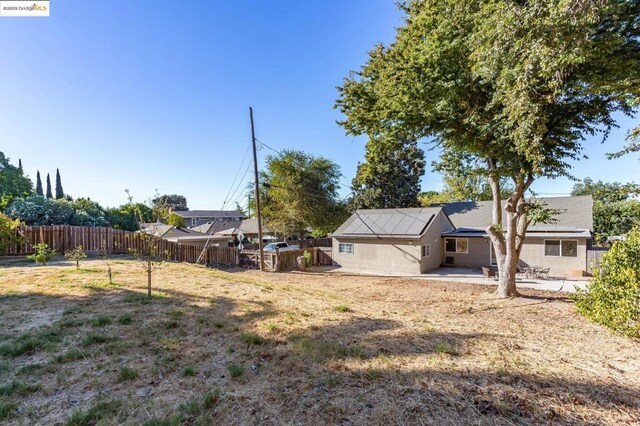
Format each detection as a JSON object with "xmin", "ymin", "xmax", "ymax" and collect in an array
[{"xmin": 331, "ymin": 196, "xmax": 593, "ymax": 276}]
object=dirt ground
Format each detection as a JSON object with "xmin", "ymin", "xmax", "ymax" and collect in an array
[{"xmin": 0, "ymin": 257, "xmax": 638, "ymax": 425}]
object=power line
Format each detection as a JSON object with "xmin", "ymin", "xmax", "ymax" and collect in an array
[{"xmin": 221, "ymin": 144, "xmax": 252, "ymax": 208}]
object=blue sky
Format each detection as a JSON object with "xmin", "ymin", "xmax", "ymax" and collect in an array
[{"xmin": 1, "ymin": 1, "xmax": 638, "ymax": 210}]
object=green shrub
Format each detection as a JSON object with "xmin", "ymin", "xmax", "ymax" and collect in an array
[
  {"xmin": 183, "ymin": 366, "xmax": 196, "ymax": 377},
  {"xmin": 27, "ymin": 243, "xmax": 56, "ymax": 265},
  {"xmin": 303, "ymin": 250, "xmax": 312, "ymax": 267},
  {"xmin": 574, "ymin": 227, "xmax": 640, "ymax": 337},
  {"xmin": 334, "ymin": 304, "xmax": 352, "ymax": 313}
]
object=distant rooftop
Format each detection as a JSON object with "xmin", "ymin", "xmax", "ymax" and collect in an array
[{"xmin": 174, "ymin": 210, "xmax": 245, "ymax": 219}]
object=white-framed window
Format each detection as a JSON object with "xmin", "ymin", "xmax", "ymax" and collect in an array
[
  {"xmin": 191, "ymin": 218, "xmax": 197, "ymax": 226},
  {"xmin": 338, "ymin": 243, "xmax": 354, "ymax": 255},
  {"xmin": 422, "ymin": 244, "xmax": 430, "ymax": 258},
  {"xmin": 445, "ymin": 238, "xmax": 468, "ymax": 254},
  {"xmin": 544, "ymin": 240, "xmax": 578, "ymax": 257}
]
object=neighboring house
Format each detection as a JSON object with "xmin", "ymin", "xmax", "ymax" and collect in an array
[
  {"xmin": 331, "ymin": 196, "xmax": 593, "ymax": 276},
  {"xmin": 139, "ymin": 223, "xmax": 228, "ymax": 248},
  {"xmin": 174, "ymin": 210, "xmax": 245, "ymax": 228}
]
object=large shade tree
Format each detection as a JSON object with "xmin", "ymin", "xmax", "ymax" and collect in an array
[
  {"xmin": 0, "ymin": 152, "xmax": 33, "ymax": 211},
  {"xmin": 351, "ymin": 133, "xmax": 425, "ymax": 209},
  {"xmin": 336, "ymin": 0, "xmax": 640, "ymax": 297},
  {"xmin": 258, "ymin": 150, "xmax": 348, "ymax": 237}
]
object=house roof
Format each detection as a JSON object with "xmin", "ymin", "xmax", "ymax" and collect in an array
[
  {"xmin": 238, "ymin": 217, "xmax": 274, "ymax": 235},
  {"xmin": 442, "ymin": 228, "xmax": 592, "ymax": 239},
  {"xmin": 190, "ymin": 221, "xmax": 241, "ymax": 235},
  {"xmin": 436, "ymin": 195, "xmax": 593, "ymax": 230},
  {"xmin": 140, "ymin": 223, "xmax": 208, "ymax": 238},
  {"xmin": 331, "ymin": 207, "xmax": 444, "ymax": 239},
  {"xmin": 174, "ymin": 210, "xmax": 245, "ymax": 219}
]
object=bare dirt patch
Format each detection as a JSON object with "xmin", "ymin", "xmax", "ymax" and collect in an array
[{"xmin": 0, "ymin": 258, "xmax": 638, "ymax": 425}]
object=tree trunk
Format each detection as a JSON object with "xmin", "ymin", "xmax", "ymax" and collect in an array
[
  {"xmin": 107, "ymin": 267, "xmax": 112, "ymax": 284},
  {"xmin": 486, "ymin": 172, "xmax": 522, "ymax": 298},
  {"xmin": 76, "ymin": 260, "xmax": 79, "ymax": 270},
  {"xmin": 147, "ymin": 263, "xmax": 152, "ymax": 297}
]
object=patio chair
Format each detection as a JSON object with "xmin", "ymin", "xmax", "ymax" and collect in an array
[
  {"xmin": 482, "ymin": 267, "xmax": 497, "ymax": 280},
  {"xmin": 537, "ymin": 267, "xmax": 550, "ymax": 279}
]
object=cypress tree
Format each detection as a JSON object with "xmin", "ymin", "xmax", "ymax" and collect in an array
[
  {"xmin": 55, "ymin": 168, "xmax": 64, "ymax": 199},
  {"xmin": 35, "ymin": 171, "xmax": 43, "ymax": 196},
  {"xmin": 46, "ymin": 173, "xmax": 53, "ymax": 199},
  {"xmin": 18, "ymin": 159, "xmax": 23, "ymax": 172}
]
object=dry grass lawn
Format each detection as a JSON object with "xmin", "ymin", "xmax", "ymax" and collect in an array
[{"xmin": 0, "ymin": 257, "xmax": 638, "ymax": 425}]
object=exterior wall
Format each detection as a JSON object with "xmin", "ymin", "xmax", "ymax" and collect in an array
[
  {"xmin": 442, "ymin": 237, "xmax": 489, "ymax": 268},
  {"xmin": 332, "ymin": 237, "xmax": 422, "ymax": 274},
  {"xmin": 332, "ymin": 211, "xmax": 454, "ymax": 274},
  {"xmin": 441, "ymin": 235, "xmax": 589, "ymax": 275},
  {"xmin": 419, "ymin": 212, "xmax": 454, "ymax": 273},
  {"xmin": 519, "ymin": 237, "xmax": 588, "ymax": 275}
]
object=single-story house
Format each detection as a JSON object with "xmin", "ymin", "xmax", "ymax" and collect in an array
[{"xmin": 331, "ymin": 195, "xmax": 593, "ymax": 276}]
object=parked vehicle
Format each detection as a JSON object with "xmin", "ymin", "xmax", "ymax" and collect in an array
[{"xmin": 263, "ymin": 242, "xmax": 300, "ymax": 252}]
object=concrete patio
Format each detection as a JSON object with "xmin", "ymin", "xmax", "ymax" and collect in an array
[{"xmin": 328, "ymin": 266, "xmax": 590, "ymax": 293}]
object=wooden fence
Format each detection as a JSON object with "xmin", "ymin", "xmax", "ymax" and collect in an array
[
  {"xmin": 587, "ymin": 248, "xmax": 608, "ymax": 274},
  {"xmin": 1, "ymin": 225, "xmax": 238, "ymax": 266},
  {"xmin": 240, "ymin": 247, "xmax": 334, "ymax": 272}
]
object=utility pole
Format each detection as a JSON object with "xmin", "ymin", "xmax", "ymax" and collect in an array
[{"xmin": 250, "ymin": 107, "xmax": 265, "ymax": 271}]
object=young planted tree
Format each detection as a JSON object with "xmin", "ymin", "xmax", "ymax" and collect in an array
[
  {"xmin": 336, "ymin": 0, "xmax": 640, "ymax": 297},
  {"xmin": 27, "ymin": 243, "xmax": 56, "ymax": 266},
  {"xmin": 55, "ymin": 168, "xmax": 64, "ymax": 199},
  {"xmin": 128, "ymin": 193, "xmax": 170, "ymax": 297},
  {"xmin": 98, "ymin": 240, "xmax": 114, "ymax": 284},
  {"xmin": 64, "ymin": 245, "xmax": 87, "ymax": 270},
  {"xmin": 129, "ymin": 228, "xmax": 167, "ymax": 297}
]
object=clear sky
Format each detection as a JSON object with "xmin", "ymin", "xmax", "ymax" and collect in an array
[{"xmin": 1, "ymin": 1, "xmax": 638, "ymax": 210}]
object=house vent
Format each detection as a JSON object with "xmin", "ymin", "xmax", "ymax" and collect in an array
[{"xmin": 445, "ymin": 256, "xmax": 455, "ymax": 266}]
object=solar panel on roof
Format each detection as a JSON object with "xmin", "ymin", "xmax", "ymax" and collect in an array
[{"xmin": 341, "ymin": 209, "xmax": 435, "ymax": 236}]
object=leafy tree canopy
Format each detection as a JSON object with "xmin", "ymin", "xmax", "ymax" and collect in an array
[
  {"xmin": 152, "ymin": 194, "xmax": 188, "ymax": 211},
  {"xmin": 167, "ymin": 212, "xmax": 186, "ymax": 227},
  {"xmin": 351, "ymin": 134, "xmax": 425, "ymax": 209},
  {"xmin": 335, "ymin": 0, "xmax": 640, "ymax": 297},
  {"xmin": 571, "ymin": 177, "xmax": 639, "ymax": 203},
  {"xmin": 104, "ymin": 203, "xmax": 153, "ymax": 231},
  {"xmin": 0, "ymin": 152, "xmax": 33, "ymax": 211},
  {"xmin": 0, "ymin": 212, "xmax": 23, "ymax": 254},
  {"xmin": 6, "ymin": 195, "xmax": 108, "ymax": 227},
  {"xmin": 572, "ymin": 177, "xmax": 640, "ymax": 243},
  {"xmin": 259, "ymin": 150, "xmax": 348, "ymax": 236}
]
